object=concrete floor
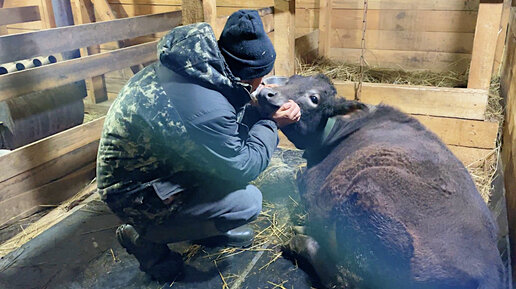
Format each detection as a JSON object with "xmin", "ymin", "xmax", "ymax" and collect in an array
[{"xmin": 0, "ymin": 199, "xmax": 317, "ymax": 289}]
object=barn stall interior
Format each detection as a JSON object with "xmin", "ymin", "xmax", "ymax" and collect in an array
[{"xmin": 0, "ymin": 0, "xmax": 515, "ymax": 288}]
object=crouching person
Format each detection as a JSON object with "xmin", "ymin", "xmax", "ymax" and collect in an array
[{"xmin": 96, "ymin": 10, "xmax": 301, "ymax": 281}]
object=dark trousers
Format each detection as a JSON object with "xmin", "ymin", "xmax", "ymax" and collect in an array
[{"xmin": 106, "ymin": 183, "xmax": 262, "ymax": 245}]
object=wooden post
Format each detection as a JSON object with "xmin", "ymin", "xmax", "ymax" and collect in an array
[
  {"xmin": 90, "ymin": 0, "xmax": 142, "ymax": 74},
  {"xmin": 274, "ymin": 0, "xmax": 295, "ymax": 76},
  {"xmin": 0, "ymin": 0, "xmax": 8, "ymax": 35},
  {"xmin": 468, "ymin": 1, "xmax": 504, "ymax": 89},
  {"xmin": 40, "ymin": 0, "xmax": 57, "ymax": 28},
  {"xmin": 181, "ymin": 0, "xmax": 210, "ymax": 25},
  {"xmin": 202, "ymin": 0, "xmax": 216, "ymax": 27},
  {"xmin": 73, "ymin": 0, "xmax": 108, "ymax": 103},
  {"xmin": 493, "ymin": 0, "xmax": 513, "ymax": 75},
  {"xmin": 318, "ymin": 0, "xmax": 331, "ymax": 58}
]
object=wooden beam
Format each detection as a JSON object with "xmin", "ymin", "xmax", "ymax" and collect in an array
[
  {"xmin": 334, "ymin": 81, "xmax": 488, "ymax": 120},
  {"xmin": 214, "ymin": 6, "xmax": 274, "ymax": 38},
  {"xmin": 274, "ymin": 0, "xmax": 295, "ymax": 76},
  {"xmin": 0, "ymin": 140, "xmax": 99, "ymax": 204},
  {"xmin": 40, "ymin": 0, "xmax": 57, "ymax": 28},
  {"xmin": 501, "ymin": 7, "xmax": 516, "ymax": 280},
  {"xmin": 0, "ymin": 162, "xmax": 96, "ymax": 227},
  {"xmin": 468, "ymin": 3, "xmax": 504, "ymax": 89},
  {"xmin": 331, "ymin": 30, "xmax": 474, "ymax": 54},
  {"xmin": 74, "ymin": 0, "xmax": 108, "ymax": 103},
  {"xmin": 493, "ymin": 0, "xmax": 513, "ymax": 75},
  {"xmin": 328, "ymin": 48, "xmax": 472, "ymax": 72},
  {"xmin": 0, "ymin": 117, "xmax": 104, "ymax": 183},
  {"xmin": 0, "ymin": 0, "xmax": 8, "ymax": 35},
  {"xmin": 0, "ymin": 10, "xmax": 181, "ymax": 63},
  {"xmin": 318, "ymin": 0, "xmax": 331, "ymax": 57},
  {"xmin": 277, "ymin": 132, "xmax": 496, "ymax": 168},
  {"xmin": 330, "ymin": 10, "xmax": 478, "ymax": 33},
  {"xmin": 0, "ymin": 41, "xmax": 157, "ymax": 101},
  {"xmin": 181, "ymin": 0, "xmax": 204, "ymax": 25},
  {"xmin": 331, "ymin": 0, "xmax": 480, "ymax": 11},
  {"xmin": 202, "ymin": 0, "xmax": 216, "ymax": 27},
  {"xmin": 295, "ymin": 29, "xmax": 319, "ymax": 62},
  {"xmin": 89, "ymin": 0, "xmax": 143, "ymax": 74},
  {"xmin": 0, "ymin": 6, "xmax": 41, "ymax": 26},
  {"xmin": 413, "ymin": 115, "xmax": 498, "ymax": 149}
]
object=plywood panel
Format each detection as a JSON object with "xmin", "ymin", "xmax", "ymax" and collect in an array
[
  {"xmin": 329, "ymin": 48, "xmax": 472, "ymax": 72},
  {"xmin": 332, "ymin": 29, "xmax": 474, "ymax": 53},
  {"xmin": 331, "ymin": 9, "xmax": 478, "ymax": 32}
]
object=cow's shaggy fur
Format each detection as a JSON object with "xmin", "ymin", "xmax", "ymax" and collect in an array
[{"xmin": 257, "ymin": 75, "xmax": 505, "ymax": 289}]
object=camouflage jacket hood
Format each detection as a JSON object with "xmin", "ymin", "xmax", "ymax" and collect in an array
[{"xmin": 157, "ymin": 23, "xmax": 251, "ymax": 107}]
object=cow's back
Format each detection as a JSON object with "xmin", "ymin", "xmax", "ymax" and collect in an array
[{"xmin": 300, "ymin": 107, "xmax": 504, "ymax": 289}]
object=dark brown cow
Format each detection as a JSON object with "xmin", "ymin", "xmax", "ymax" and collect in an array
[{"xmin": 257, "ymin": 75, "xmax": 505, "ymax": 289}]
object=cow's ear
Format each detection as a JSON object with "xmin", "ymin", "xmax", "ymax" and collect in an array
[{"xmin": 330, "ymin": 97, "xmax": 368, "ymax": 117}]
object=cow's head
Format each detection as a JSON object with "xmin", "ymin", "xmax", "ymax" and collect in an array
[{"xmin": 257, "ymin": 74, "xmax": 366, "ymax": 149}]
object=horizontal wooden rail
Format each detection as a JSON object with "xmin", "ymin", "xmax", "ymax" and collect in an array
[
  {"xmin": 334, "ymin": 81, "xmax": 488, "ymax": 120},
  {"xmin": 0, "ymin": 41, "xmax": 157, "ymax": 101},
  {"xmin": 331, "ymin": 0, "xmax": 480, "ymax": 10},
  {"xmin": 0, "ymin": 6, "xmax": 41, "ymax": 26},
  {"xmin": 0, "ymin": 162, "xmax": 96, "ymax": 227},
  {"xmin": 0, "ymin": 11, "xmax": 180, "ymax": 63},
  {"xmin": 0, "ymin": 117, "xmax": 104, "ymax": 183}
]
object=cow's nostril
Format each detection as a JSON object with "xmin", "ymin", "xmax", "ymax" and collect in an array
[{"xmin": 266, "ymin": 91, "xmax": 277, "ymax": 98}]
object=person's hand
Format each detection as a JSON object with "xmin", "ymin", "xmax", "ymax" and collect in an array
[{"xmin": 272, "ymin": 100, "xmax": 301, "ymax": 128}]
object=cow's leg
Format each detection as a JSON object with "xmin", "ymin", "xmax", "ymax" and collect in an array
[{"xmin": 284, "ymin": 233, "xmax": 345, "ymax": 288}]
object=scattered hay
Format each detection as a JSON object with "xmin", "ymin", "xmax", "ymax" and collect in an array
[
  {"xmin": 486, "ymin": 76, "xmax": 505, "ymax": 126},
  {"xmin": 466, "ymin": 148, "xmax": 499, "ymax": 204},
  {"xmin": 0, "ymin": 181, "xmax": 97, "ymax": 257},
  {"xmin": 297, "ymin": 58, "xmax": 468, "ymax": 88}
]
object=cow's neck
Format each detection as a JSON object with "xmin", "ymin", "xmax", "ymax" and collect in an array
[{"xmin": 303, "ymin": 111, "xmax": 370, "ymax": 166}]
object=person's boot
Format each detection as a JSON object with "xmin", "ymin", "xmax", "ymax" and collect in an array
[
  {"xmin": 116, "ymin": 224, "xmax": 184, "ymax": 281},
  {"xmin": 194, "ymin": 224, "xmax": 255, "ymax": 248}
]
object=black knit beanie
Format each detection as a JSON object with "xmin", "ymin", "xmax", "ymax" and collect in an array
[{"xmin": 218, "ymin": 10, "xmax": 276, "ymax": 80}]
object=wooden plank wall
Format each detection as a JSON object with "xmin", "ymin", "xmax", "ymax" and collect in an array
[
  {"xmin": 2, "ymin": 0, "xmax": 50, "ymax": 34},
  {"xmin": 98, "ymin": 0, "xmax": 300, "ymax": 99},
  {"xmin": 323, "ymin": 0, "xmax": 480, "ymax": 72},
  {"xmin": 501, "ymin": 6, "xmax": 516, "ymax": 282}
]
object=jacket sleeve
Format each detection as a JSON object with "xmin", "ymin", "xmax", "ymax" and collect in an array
[{"xmin": 186, "ymin": 109, "xmax": 278, "ymax": 184}]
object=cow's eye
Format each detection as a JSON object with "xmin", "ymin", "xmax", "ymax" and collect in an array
[{"xmin": 309, "ymin": 95, "xmax": 320, "ymax": 105}]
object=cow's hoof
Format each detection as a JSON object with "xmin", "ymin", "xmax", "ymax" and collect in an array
[{"xmin": 282, "ymin": 234, "xmax": 319, "ymax": 260}]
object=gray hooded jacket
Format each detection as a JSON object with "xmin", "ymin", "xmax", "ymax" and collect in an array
[{"xmin": 96, "ymin": 23, "xmax": 278, "ymax": 199}]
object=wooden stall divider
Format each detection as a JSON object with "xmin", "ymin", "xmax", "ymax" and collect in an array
[{"xmin": 468, "ymin": 0, "xmax": 504, "ymax": 89}]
